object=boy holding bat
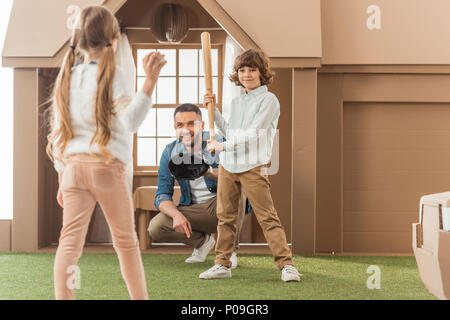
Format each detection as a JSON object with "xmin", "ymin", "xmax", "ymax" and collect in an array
[{"xmin": 200, "ymin": 49, "xmax": 301, "ymax": 282}]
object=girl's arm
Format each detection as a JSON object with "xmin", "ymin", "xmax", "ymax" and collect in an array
[
  {"xmin": 113, "ymin": 68, "xmax": 156, "ymax": 133},
  {"xmin": 115, "ymin": 52, "xmax": 166, "ymax": 133},
  {"xmin": 52, "ymin": 108, "xmax": 66, "ymax": 174}
]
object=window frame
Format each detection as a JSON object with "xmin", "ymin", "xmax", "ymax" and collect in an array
[{"xmin": 132, "ymin": 43, "xmax": 224, "ymax": 173}]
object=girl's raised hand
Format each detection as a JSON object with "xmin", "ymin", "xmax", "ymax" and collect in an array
[
  {"xmin": 143, "ymin": 52, "xmax": 167, "ymax": 82},
  {"xmin": 140, "ymin": 52, "xmax": 167, "ymax": 97}
]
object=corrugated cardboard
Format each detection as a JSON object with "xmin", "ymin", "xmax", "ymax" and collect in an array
[{"xmin": 413, "ymin": 192, "xmax": 450, "ymax": 300}]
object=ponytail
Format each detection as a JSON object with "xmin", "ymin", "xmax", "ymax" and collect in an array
[
  {"xmin": 46, "ymin": 6, "xmax": 121, "ymax": 166},
  {"xmin": 89, "ymin": 44, "xmax": 116, "ymax": 162},
  {"xmin": 46, "ymin": 42, "xmax": 77, "ymax": 165}
]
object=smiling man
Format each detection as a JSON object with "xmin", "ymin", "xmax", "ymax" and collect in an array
[{"xmin": 149, "ymin": 103, "xmax": 248, "ymax": 266}]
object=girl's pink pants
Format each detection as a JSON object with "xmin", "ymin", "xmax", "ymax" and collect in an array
[{"xmin": 54, "ymin": 154, "xmax": 148, "ymax": 300}]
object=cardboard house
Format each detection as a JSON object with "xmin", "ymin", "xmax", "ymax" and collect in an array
[{"xmin": 2, "ymin": 0, "xmax": 450, "ymax": 255}]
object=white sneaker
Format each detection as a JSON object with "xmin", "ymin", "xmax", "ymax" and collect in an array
[
  {"xmin": 199, "ymin": 264, "xmax": 232, "ymax": 280},
  {"xmin": 185, "ymin": 234, "xmax": 216, "ymax": 263},
  {"xmin": 281, "ymin": 265, "xmax": 302, "ymax": 282},
  {"xmin": 230, "ymin": 251, "xmax": 238, "ymax": 269}
]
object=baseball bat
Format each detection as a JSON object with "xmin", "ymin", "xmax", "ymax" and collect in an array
[{"xmin": 201, "ymin": 32, "xmax": 216, "ymax": 147}]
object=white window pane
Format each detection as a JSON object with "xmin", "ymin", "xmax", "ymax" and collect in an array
[
  {"xmin": 157, "ymin": 108, "xmax": 176, "ymax": 137},
  {"xmin": 157, "ymin": 137, "xmax": 176, "ymax": 165},
  {"xmin": 157, "ymin": 77, "xmax": 176, "ymax": 104},
  {"xmin": 179, "ymin": 77, "xmax": 198, "ymax": 104},
  {"xmin": 137, "ymin": 138, "xmax": 156, "ymax": 166},
  {"xmin": 137, "ymin": 49, "xmax": 157, "ymax": 77},
  {"xmin": 199, "ymin": 49, "xmax": 218, "ymax": 77},
  {"xmin": 179, "ymin": 49, "xmax": 198, "ymax": 76},
  {"xmin": 201, "ymin": 109, "xmax": 210, "ymax": 129},
  {"xmin": 199, "ymin": 76, "xmax": 218, "ymax": 104},
  {"xmin": 137, "ymin": 77, "xmax": 156, "ymax": 101},
  {"xmin": 157, "ymin": 49, "xmax": 176, "ymax": 76},
  {"xmin": 137, "ymin": 108, "xmax": 156, "ymax": 137}
]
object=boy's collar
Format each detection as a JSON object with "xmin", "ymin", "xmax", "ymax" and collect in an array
[{"xmin": 244, "ymin": 85, "xmax": 267, "ymax": 97}]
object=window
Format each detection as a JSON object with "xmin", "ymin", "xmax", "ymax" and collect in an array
[{"xmin": 133, "ymin": 45, "xmax": 223, "ymax": 170}]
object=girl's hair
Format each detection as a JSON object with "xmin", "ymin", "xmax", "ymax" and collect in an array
[
  {"xmin": 229, "ymin": 49, "xmax": 275, "ymax": 88},
  {"xmin": 46, "ymin": 6, "xmax": 121, "ymax": 166}
]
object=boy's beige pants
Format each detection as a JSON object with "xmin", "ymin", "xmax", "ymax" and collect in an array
[
  {"xmin": 54, "ymin": 154, "xmax": 148, "ymax": 300},
  {"xmin": 215, "ymin": 165, "xmax": 294, "ymax": 269}
]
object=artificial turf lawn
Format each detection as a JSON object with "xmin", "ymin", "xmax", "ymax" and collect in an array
[{"xmin": 0, "ymin": 252, "xmax": 436, "ymax": 300}]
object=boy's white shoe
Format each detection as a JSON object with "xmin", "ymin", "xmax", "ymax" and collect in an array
[
  {"xmin": 281, "ymin": 265, "xmax": 302, "ymax": 282},
  {"xmin": 185, "ymin": 234, "xmax": 216, "ymax": 263},
  {"xmin": 230, "ymin": 251, "xmax": 238, "ymax": 269},
  {"xmin": 199, "ymin": 264, "xmax": 232, "ymax": 280}
]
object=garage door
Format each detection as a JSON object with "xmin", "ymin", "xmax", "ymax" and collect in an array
[{"xmin": 344, "ymin": 102, "xmax": 450, "ymax": 253}]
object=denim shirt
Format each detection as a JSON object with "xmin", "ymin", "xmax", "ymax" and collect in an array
[{"xmin": 154, "ymin": 131, "xmax": 223, "ymax": 210}]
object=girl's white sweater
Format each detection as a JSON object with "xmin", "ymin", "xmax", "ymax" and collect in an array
[{"xmin": 53, "ymin": 61, "xmax": 152, "ymax": 173}]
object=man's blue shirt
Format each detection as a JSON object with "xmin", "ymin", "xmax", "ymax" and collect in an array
[
  {"xmin": 155, "ymin": 131, "xmax": 253, "ymax": 213},
  {"xmin": 154, "ymin": 131, "xmax": 221, "ymax": 210}
]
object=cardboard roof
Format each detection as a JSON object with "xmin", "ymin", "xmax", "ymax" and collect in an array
[
  {"xmin": 216, "ymin": 0, "xmax": 322, "ymax": 58},
  {"xmin": 2, "ymin": 0, "xmax": 323, "ymax": 68},
  {"xmin": 3, "ymin": 0, "xmax": 105, "ymax": 58}
]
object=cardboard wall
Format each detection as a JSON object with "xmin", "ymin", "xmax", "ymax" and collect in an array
[
  {"xmin": 216, "ymin": 0, "xmax": 322, "ymax": 58},
  {"xmin": 321, "ymin": 0, "xmax": 450, "ymax": 64},
  {"xmin": 316, "ymin": 73, "xmax": 343, "ymax": 253},
  {"xmin": 316, "ymin": 70, "xmax": 450, "ymax": 254},
  {"xmin": 343, "ymin": 101, "xmax": 450, "ymax": 253},
  {"xmin": 291, "ymin": 69, "xmax": 317, "ymax": 255},
  {"xmin": 0, "ymin": 220, "xmax": 11, "ymax": 251},
  {"xmin": 13, "ymin": 68, "xmax": 39, "ymax": 251},
  {"xmin": 3, "ymin": 0, "xmax": 104, "ymax": 58},
  {"xmin": 38, "ymin": 69, "xmax": 60, "ymax": 247}
]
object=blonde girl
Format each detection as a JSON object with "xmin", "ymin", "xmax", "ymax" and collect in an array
[{"xmin": 46, "ymin": 6, "xmax": 166, "ymax": 300}]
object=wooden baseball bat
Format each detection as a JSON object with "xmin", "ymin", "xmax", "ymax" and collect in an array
[{"xmin": 201, "ymin": 32, "xmax": 215, "ymax": 146}]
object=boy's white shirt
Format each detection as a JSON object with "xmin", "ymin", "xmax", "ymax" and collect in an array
[
  {"xmin": 214, "ymin": 85, "xmax": 280, "ymax": 173},
  {"xmin": 53, "ymin": 62, "xmax": 152, "ymax": 190}
]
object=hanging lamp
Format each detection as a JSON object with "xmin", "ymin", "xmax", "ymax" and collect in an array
[{"xmin": 150, "ymin": 3, "xmax": 189, "ymax": 44}]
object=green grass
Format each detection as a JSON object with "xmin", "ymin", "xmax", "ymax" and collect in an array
[{"xmin": 0, "ymin": 252, "xmax": 436, "ymax": 300}]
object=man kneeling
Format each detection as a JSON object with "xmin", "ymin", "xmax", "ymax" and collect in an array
[{"xmin": 149, "ymin": 104, "xmax": 247, "ymax": 267}]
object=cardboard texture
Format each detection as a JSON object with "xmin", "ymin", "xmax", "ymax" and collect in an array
[
  {"xmin": 3, "ymin": 0, "xmax": 104, "ymax": 58},
  {"xmin": 413, "ymin": 192, "xmax": 450, "ymax": 300},
  {"xmin": 216, "ymin": 0, "xmax": 322, "ymax": 58},
  {"xmin": 0, "ymin": 220, "xmax": 11, "ymax": 251},
  {"xmin": 321, "ymin": 0, "xmax": 450, "ymax": 64},
  {"xmin": 4, "ymin": 0, "xmax": 450, "ymax": 255}
]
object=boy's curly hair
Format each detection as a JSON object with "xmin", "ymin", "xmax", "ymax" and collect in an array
[{"xmin": 229, "ymin": 49, "xmax": 275, "ymax": 87}]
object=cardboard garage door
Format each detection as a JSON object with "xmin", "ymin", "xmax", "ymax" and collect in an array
[{"xmin": 343, "ymin": 102, "xmax": 450, "ymax": 253}]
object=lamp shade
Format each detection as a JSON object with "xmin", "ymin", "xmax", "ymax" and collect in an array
[{"xmin": 151, "ymin": 3, "xmax": 188, "ymax": 44}]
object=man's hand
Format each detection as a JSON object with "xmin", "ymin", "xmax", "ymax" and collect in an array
[
  {"xmin": 203, "ymin": 166, "xmax": 218, "ymax": 180},
  {"xmin": 207, "ymin": 140, "xmax": 224, "ymax": 153},
  {"xmin": 173, "ymin": 212, "xmax": 192, "ymax": 238}
]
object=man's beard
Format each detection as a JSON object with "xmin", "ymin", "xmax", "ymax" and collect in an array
[{"xmin": 179, "ymin": 132, "xmax": 202, "ymax": 148}]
